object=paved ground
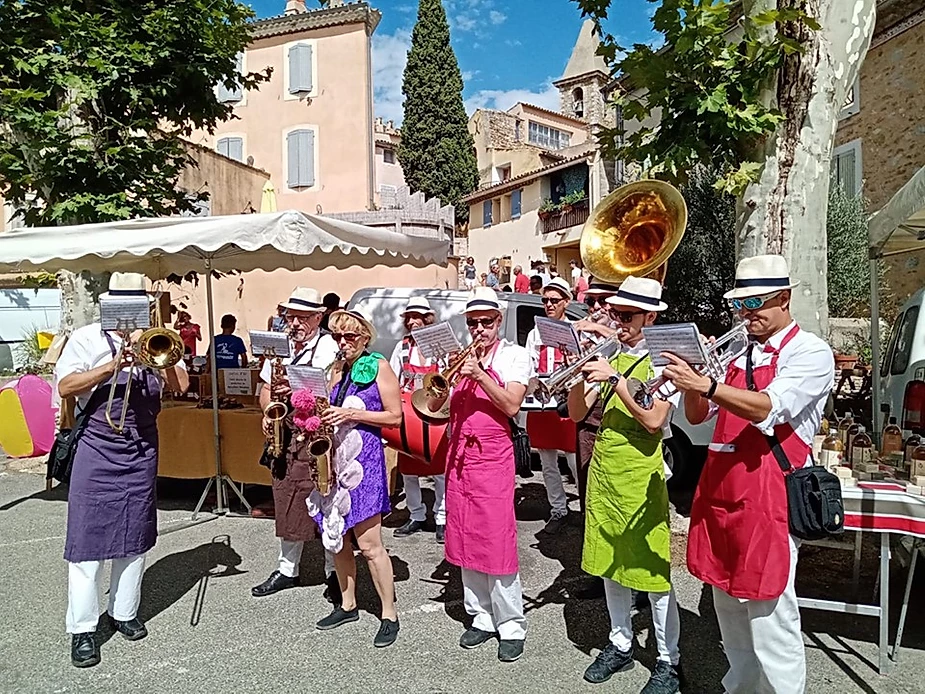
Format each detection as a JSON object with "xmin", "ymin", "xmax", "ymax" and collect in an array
[{"xmin": 1, "ymin": 460, "xmax": 924, "ymax": 694}]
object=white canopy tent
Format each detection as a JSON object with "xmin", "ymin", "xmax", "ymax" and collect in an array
[
  {"xmin": 867, "ymin": 164, "xmax": 925, "ymax": 434},
  {"xmin": 0, "ymin": 210, "xmax": 449, "ymax": 514}
]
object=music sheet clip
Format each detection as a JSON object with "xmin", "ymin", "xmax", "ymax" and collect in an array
[
  {"xmin": 411, "ymin": 322, "xmax": 461, "ymax": 360},
  {"xmin": 534, "ymin": 316, "xmax": 580, "ymax": 355},
  {"xmin": 249, "ymin": 330, "xmax": 291, "ymax": 358},
  {"xmin": 100, "ymin": 297, "xmax": 152, "ymax": 332},
  {"xmin": 640, "ymin": 323, "xmax": 708, "ymax": 368},
  {"xmin": 287, "ymin": 365, "xmax": 329, "ymax": 398}
]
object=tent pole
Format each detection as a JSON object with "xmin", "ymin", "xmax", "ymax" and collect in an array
[
  {"xmin": 205, "ymin": 263, "xmax": 226, "ymax": 514},
  {"xmin": 870, "ymin": 256, "xmax": 882, "ymax": 445}
]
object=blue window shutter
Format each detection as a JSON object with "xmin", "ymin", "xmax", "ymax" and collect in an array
[
  {"xmin": 217, "ymin": 137, "xmax": 243, "ymax": 161},
  {"xmin": 217, "ymin": 138, "xmax": 230, "ymax": 157},
  {"xmin": 230, "ymin": 53, "xmax": 244, "ymax": 101},
  {"xmin": 511, "ymin": 189, "xmax": 522, "ymax": 218},
  {"xmin": 483, "ymin": 200, "xmax": 492, "ymax": 227},
  {"xmin": 287, "ymin": 129, "xmax": 316, "ymax": 188},
  {"xmin": 289, "ymin": 43, "xmax": 313, "ymax": 94}
]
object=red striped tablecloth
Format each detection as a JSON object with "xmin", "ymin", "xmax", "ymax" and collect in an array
[{"xmin": 844, "ymin": 484, "xmax": 925, "ymax": 538}]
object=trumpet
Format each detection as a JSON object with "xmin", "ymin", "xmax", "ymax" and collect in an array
[
  {"xmin": 105, "ymin": 326, "xmax": 184, "ymax": 433},
  {"xmin": 626, "ymin": 323, "xmax": 751, "ymax": 410},
  {"xmin": 410, "ymin": 340, "xmax": 483, "ymax": 421},
  {"xmin": 532, "ymin": 334, "xmax": 622, "ymax": 404}
]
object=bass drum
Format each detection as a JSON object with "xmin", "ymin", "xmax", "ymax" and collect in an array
[{"xmin": 382, "ymin": 392, "xmax": 448, "ymax": 476}]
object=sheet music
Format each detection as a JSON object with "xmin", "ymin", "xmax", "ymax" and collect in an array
[
  {"xmin": 535, "ymin": 316, "xmax": 580, "ymax": 354},
  {"xmin": 249, "ymin": 330, "xmax": 291, "ymax": 358},
  {"xmin": 411, "ymin": 322, "xmax": 461, "ymax": 360},
  {"xmin": 641, "ymin": 323, "xmax": 708, "ymax": 368},
  {"xmin": 100, "ymin": 298, "xmax": 151, "ymax": 332},
  {"xmin": 287, "ymin": 365, "xmax": 329, "ymax": 398}
]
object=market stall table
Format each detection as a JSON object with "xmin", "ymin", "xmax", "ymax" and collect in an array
[{"xmin": 797, "ymin": 483, "xmax": 925, "ymax": 675}]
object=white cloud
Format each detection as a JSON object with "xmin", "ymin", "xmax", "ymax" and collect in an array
[
  {"xmin": 455, "ymin": 14, "xmax": 477, "ymax": 31},
  {"xmin": 489, "ymin": 10, "xmax": 506, "ymax": 25},
  {"xmin": 464, "ymin": 81, "xmax": 561, "ymax": 115},
  {"xmin": 372, "ymin": 28, "xmax": 411, "ymax": 125}
]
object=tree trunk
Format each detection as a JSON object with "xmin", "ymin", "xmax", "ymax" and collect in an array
[
  {"xmin": 57, "ymin": 270, "xmax": 109, "ymax": 336},
  {"xmin": 736, "ymin": 0, "xmax": 876, "ymax": 337}
]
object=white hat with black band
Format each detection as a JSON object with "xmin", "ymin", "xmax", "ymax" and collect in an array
[
  {"xmin": 605, "ymin": 275, "xmax": 668, "ymax": 312},
  {"xmin": 280, "ymin": 287, "xmax": 325, "ymax": 312},
  {"xmin": 402, "ymin": 297, "xmax": 435, "ymax": 315},
  {"xmin": 464, "ymin": 286, "xmax": 504, "ymax": 313},
  {"xmin": 542, "ymin": 276, "xmax": 572, "ymax": 300},
  {"xmin": 99, "ymin": 272, "xmax": 154, "ymax": 302},
  {"xmin": 723, "ymin": 254, "xmax": 800, "ymax": 300}
]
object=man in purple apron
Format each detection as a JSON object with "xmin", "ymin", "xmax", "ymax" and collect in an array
[{"xmin": 55, "ymin": 273, "xmax": 189, "ymax": 668}]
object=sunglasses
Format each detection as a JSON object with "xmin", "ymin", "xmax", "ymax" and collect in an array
[
  {"xmin": 609, "ymin": 309, "xmax": 644, "ymax": 323},
  {"xmin": 585, "ymin": 295, "xmax": 611, "ymax": 307},
  {"xmin": 466, "ymin": 317, "xmax": 497, "ymax": 328},
  {"xmin": 331, "ymin": 332, "xmax": 363, "ymax": 343},
  {"xmin": 541, "ymin": 297, "xmax": 567, "ymax": 305},
  {"xmin": 729, "ymin": 292, "xmax": 780, "ymax": 312}
]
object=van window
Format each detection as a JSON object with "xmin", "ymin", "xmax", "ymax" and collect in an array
[
  {"xmin": 881, "ymin": 311, "xmax": 903, "ymax": 378},
  {"xmin": 516, "ymin": 305, "xmax": 544, "ymax": 346},
  {"xmin": 890, "ymin": 306, "xmax": 919, "ymax": 376}
]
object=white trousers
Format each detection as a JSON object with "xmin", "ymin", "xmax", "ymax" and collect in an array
[
  {"xmin": 66, "ymin": 554, "xmax": 145, "ymax": 634},
  {"xmin": 713, "ymin": 536, "xmax": 805, "ymax": 693},
  {"xmin": 403, "ymin": 473, "xmax": 446, "ymax": 525},
  {"xmin": 604, "ymin": 577, "xmax": 680, "ymax": 664},
  {"xmin": 461, "ymin": 567, "xmax": 527, "ymax": 641},
  {"xmin": 538, "ymin": 449, "xmax": 578, "ymax": 518},
  {"xmin": 278, "ymin": 540, "xmax": 335, "ymax": 578}
]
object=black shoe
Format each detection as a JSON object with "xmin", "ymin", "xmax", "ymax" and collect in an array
[
  {"xmin": 374, "ymin": 618, "xmax": 400, "ymax": 648},
  {"xmin": 543, "ymin": 514, "xmax": 568, "ymax": 535},
  {"xmin": 573, "ymin": 576, "xmax": 605, "ymax": 600},
  {"xmin": 459, "ymin": 627, "xmax": 495, "ymax": 649},
  {"xmin": 435, "ymin": 525, "xmax": 445, "ymax": 544},
  {"xmin": 584, "ymin": 644, "xmax": 634, "ymax": 684},
  {"xmin": 394, "ymin": 519, "xmax": 427, "ymax": 537},
  {"xmin": 315, "ymin": 606, "xmax": 359, "ymax": 631},
  {"xmin": 251, "ymin": 570, "xmax": 299, "ymax": 597},
  {"xmin": 71, "ymin": 633, "xmax": 100, "ymax": 668},
  {"xmin": 111, "ymin": 616, "xmax": 148, "ymax": 641},
  {"xmin": 498, "ymin": 639, "xmax": 525, "ymax": 662},
  {"xmin": 640, "ymin": 660, "xmax": 681, "ymax": 694},
  {"xmin": 323, "ymin": 572, "xmax": 342, "ymax": 607}
]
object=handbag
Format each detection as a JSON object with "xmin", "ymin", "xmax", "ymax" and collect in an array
[
  {"xmin": 509, "ymin": 417, "xmax": 533, "ymax": 478},
  {"xmin": 46, "ymin": 388, "xmax": 107, "ymax": 485}
]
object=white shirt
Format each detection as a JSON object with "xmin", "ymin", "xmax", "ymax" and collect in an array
[
  {"xmin": 707, "ymin": 321, "xmax": 834, "ymax": 461},
  {"xmin": 55, "ymin": 323, "xmax": 187, "ymax": 410},
  {"xmin": 571, "ymin": 266, "xmax": 581, "ymax": 286},
  {"xmin": 258, "ymin": 331, "xmax": 340, "ymax": 385},
  {"xmin": 525, "ymin": 324, "xmax": 572, "ymax": 374},
  {"xmin": 482, "ymin": 339, "xmax": 532, "ymax": 387},
  {"xmin": 388, "ymin": 337, "xmax": 432, "ymax": 375}
]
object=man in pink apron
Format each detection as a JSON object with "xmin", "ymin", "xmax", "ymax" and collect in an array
[
  {"xmin": 388, "ymin": 297, "xmax": 447, "ymax": 543},
  {"xmin": 662, "ymin": 255, "xmax": 835, "ymax": 693},
  {"xmin": 525, "ymin": 276, "xmax": 578, "ymax": 534},
  {"xmin": 424, "ymin": 287, "xmax": 532, "ymax": 663}
]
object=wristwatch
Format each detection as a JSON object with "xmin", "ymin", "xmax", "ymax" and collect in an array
[{"xmin": 607, "ymin": 373, "xmax": 621, "ymax": 387}]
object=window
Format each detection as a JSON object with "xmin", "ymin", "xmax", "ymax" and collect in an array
[
  {"xmin": 511, "ymin": 189, "xmax": 522, "ymax": 219},
  {"xmin": 831, "ymin": 139, "xmax": 862, "ymax": 196},
  {"xmin": 882, "ymin": 311, "xmax": 903, "ymax": 378},
  {"xmin": 216, "ymin": 136, "xmax": 244, "ymax": 162},
  {"xmin": 286, "ymin": 128, "xmax": 316, "ymax": 189},
  {"xmin": 514, "ymin": 120, "xmax": 522, "ymax": 142},
  {"xmin": 890, "ymin": 306, "xmax": 919, "ymax": 376},
  {"xmin": 496, "ymin": 164, "xmax": 512, "ymax": 183},
  {"xmin": 482, "ymin": 200, "xmax": 492, "ymax": 228},
  {"xmin": 840, "ymin": 78, "xmax": 860, "ymax": 119},
  {"xmin": 572, "ymin": 87, "xmax": 584, "ymax": 119},
  {"xmin": 288, "ymin": 43, "xmax": 314, "ymax": 95},
  {"xmin": 528, "ymin": 121, "xmax": 571, "ymax": 150},
  {"xmin": 383, "ymin": 148, "xmax": 395, "ymax": 164},
  {"xmin": 217, "ymin": 52, "xmax": 244, "ymax": 103}
]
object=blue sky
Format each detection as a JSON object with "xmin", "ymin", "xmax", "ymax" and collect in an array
[{"xmin": 248, "ymin": 0, "xmax": 659, "ymax": 124}]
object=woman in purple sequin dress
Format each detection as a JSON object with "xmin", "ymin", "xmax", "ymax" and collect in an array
[{"xmin": 312, "ymin": 308, "xmax": 403, "ymax": 648}]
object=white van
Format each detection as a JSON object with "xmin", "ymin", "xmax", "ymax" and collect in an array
[
  {"xmin": 879, "ymin": 288, "xmax": 925, "ymax": 423},
  {"xmin": 347, "ymin": 287, "xmax": 712, "ymax": 485}
]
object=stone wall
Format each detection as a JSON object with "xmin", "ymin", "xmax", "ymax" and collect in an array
[
  {"xmin": 328, "ymin": 185, "xmax": 454, "ymax": 240},
  {"xmin": 178, "ymin": 142, "xmax": 270, "ymax": 216}
]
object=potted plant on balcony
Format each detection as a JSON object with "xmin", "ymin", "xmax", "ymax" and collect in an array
[
  {"xmin": 538, "ymin": 198, "xmax": 557, "ymax": 221},
  {"xmin": 560, "ymin": 190, "xmax": 586, "ymax": 215}
]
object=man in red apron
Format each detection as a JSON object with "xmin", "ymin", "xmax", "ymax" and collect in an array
[
  {"xmin": 423, "ymin": 287, "xmax": 532, "ymax": 663},
  {"xmin": 388, "ymin": 297, "xmax": 447, "ymax": 543},
  {"xmin": 525, "ymin": 276, "xmax": 578, "ymax": 534},
  {"xmin": 662, "ymin": 255, "xmax": 835, "ymax": 693}
]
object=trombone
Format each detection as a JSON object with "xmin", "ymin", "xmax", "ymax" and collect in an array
[
  {"xmin": 532, "ymin": 334, "xmax": 622, "ymax": 404},
  {"xmin": 410, "ymin": 340, "xmax": 483, "ymax": 421}
]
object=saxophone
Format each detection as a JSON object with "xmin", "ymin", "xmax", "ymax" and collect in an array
[{"xmin": 309, "ymin": 351, "xmax": 345, "ymax": 494}]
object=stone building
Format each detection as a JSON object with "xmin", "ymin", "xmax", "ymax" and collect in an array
[{"xmin": 374, "ymin": 117, "xmax": 405, "ymax": 208}]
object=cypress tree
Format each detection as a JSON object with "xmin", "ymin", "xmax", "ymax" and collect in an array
[{"xmin": 398, "ymin": 0, "xmax": 478, "ymax": 223}]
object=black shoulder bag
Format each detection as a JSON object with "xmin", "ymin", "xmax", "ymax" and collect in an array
[
  {"xmin": 746, "ymin": 349, "xmax": 844, "ymax": 541},
  {"xmin": 46, "ymin": 387, "xmax": 108, "ymax": 485},
  {"xmin": 509, "ymin": 416, "xmax": 533, "ymax": 478}
]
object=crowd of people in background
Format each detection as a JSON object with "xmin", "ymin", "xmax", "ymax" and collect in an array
[{"xmin": 462, "ymin": 256, "xmax": 588, "ymax": 302}]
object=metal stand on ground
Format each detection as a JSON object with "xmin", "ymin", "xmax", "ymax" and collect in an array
[
  {"xmin": 891, "ymin": 538, "xmax": 923, "ymax": 662},
  {"xmin": 192, "ymin": 476, "xmax": 253, "ymax": 521}
]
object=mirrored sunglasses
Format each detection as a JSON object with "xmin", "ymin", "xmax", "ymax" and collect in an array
[{"xmin": 729, "ymin": 291, "xmax": 780, "ymax": 312}]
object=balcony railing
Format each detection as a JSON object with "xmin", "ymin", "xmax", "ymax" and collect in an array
[{"xmin": 541, "ymin": 199, "xmax": 589, "ymax": 234}]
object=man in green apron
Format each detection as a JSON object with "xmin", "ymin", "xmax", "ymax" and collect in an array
[{"xmin": 567, "ymin": 276, "xmax": 682, "ymax": 694}]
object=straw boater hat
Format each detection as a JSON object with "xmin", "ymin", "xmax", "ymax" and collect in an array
[
  {"xmin": 330, "ymin": 305, "xmax": 378, "ymax": 344},
  {"xmin": 605, "ymin": 276, "xmax": 668, "ymax": 312},
  {"xmin": 99, "ymin": 272, "xmax": 154, "ymax": 302},
  {"xmin": 723, "ymin": 254, "xmax": 800, "ymax": 300},
  {"xmin": 280, "ymin": 287, "xmax": 325, "ymax": 313},
  {"xmin": 401, "ymin": 297, "xmax": 435, "ymax": 315},
  {"xmin": 542, "ymin": 276, "xmax": 572, "ymax": 300},
  {"xmin": 584, "ymin": 277, "xmax": 621, "ymax": 296},
  {"xmin": 464, "ymin": 286, "xmax": 504, "ymax": 314}
]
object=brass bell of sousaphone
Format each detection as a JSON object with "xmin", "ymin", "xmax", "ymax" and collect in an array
[{"xmin": 580, "ymin": 179, "xmax": 688, "ymax": 285}]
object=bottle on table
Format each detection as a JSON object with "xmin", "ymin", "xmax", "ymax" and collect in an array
[
  {"xmin": 912, "ymin": 440, "xmax": 925, "ymax": 479},
  {"xmin": 837, "ymin": 411, "xmax": 855, "ymax": 446},
  {"xmin": 850, "ymin": 426, "xmax": 874, "ymax": 468},
  {"xmin": 881, "ymin": 417, "xmax": 903, "ymax": 457},
  {"xmin": 813, "ymin": 419, "xmax": 830, "ymax": 460},
  {"xmin": 845, "ymin": 420, "xmax": 863, "ymax": 466},
  {"xmin": 905, "ymin": 430, "xmax": 922, "ymax": 464},
  {"xmin": 819, "ymin": 428, "xmax": 845, "ymax": 472}
]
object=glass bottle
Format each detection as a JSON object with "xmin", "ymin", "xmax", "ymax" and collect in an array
[
  {"xmin": 837, "ymin": 411, "xmax": 855, "ymax": 446},
  {"xmin": 813, "ymin": 419, "xmax": 830, "ymax": 460},
  {"xmin": 845, "ymin": 421, "xmax": 862, "ymax": 466},
  {"xmin": 912, "ymin": 441, "xmax": 925, "ymax": 480},
  {"xmin": 850, "ymin": 426, "xmax": 874, "ymax": 468},
  {"xmin": 881, "ymin": 417, "xmax": 903, "ymax": 457},
  {"xmin": 819, "ymin": 429, "xmax": 845, "ymax": 472},
  {"xmin": 905, "ymin": 430, "xmax": 922, "ymax": 464}
]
